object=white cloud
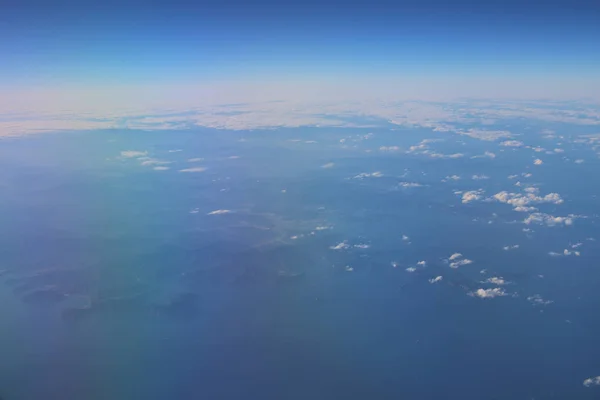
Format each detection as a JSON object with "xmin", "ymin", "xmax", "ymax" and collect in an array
[
  {"xmin": 416, "ymin": 260, "xmax": 427, "ymax": 266},
  {"xmin": 534, "ymin": 158, "xmax": 544, "ymax": 165},
  {"xmin": 188, "ymin": 157, "xmax": 204, "ymax": 162},
  {"xmin": 121, "ymin": 150, "xmax": 148, "ymax": 158},
  {"xmin": 462, "ymin": 189, "xmax": 484, "ymax": 203},
  {"xmin": 554, "ymin": 148, "xmax": 564, "ymax": 153},
  {"xmin": 450, "ymin": 259, "xmax": 473, "ymax": 268},
  {"xmin": 315, "ymin": 226, "xmax": 332, "ymax": 231},
  {"xmin": 330, "ymin": 241, "xmax": 350, "ymax": 250},
  {"xmin": 500, "ymin": 140, "xmax": 524, "ymax": 147},
  {"xmin": 574, "ymin": 159, "xmax": 585, "ymax": 164},
  {"xmin": 486, "ymin": 277, "xmax": 507, "ymax": 285},
  {"xmin": 141, "ymin": 159, "xmax": 172, "ymax": 166},
  {"xmin": 583, "ymin": 376, "xmax": 600, "ymax": 387},
  {"xmin": 153, "ymin": 166, "xmax": 170, "ymax": 171},
  {"xmin": 402, "ymin": 235, "xmax": 410, "ymax": 241},
  {"xmin": 321, "ymin": 162, "xmax": 335, "ymax": 168},
  {"xmin": 429, "ymin": 276, "xmax": 443, "ymax": 283},
  {"xmin": 189, "ymin": 208, "xmax": 199, "ymax": 214},
  {"xmin": 471, "ymin": 288, "xmax": 506, "ymax": 298},
  {"xmin": 491, "ymin": 189, "xmax": 563, "ymax": 211},
  {"xmin": 207, "ymin": 209, "xmax": 232, "ymax": 215},
  {"xmin": 179, "ymin": 167, "xmax": 207, "ymax": 173},
  {"xmin": 527, "ymin": 294, "xmax": 553, "ymax": 306},
  {"xmin": 405, "ymin": 267, "xmax": 417, "ymax": 272},
  {"xmin": 503, "ymin": 245, "xmax": 520, "ymax": 251},
  {"xmin": 472, "ymin": 174, "xmax": 489, "ymax": 180},
  {"xmin": 471, "ymin": 151, "xmax": 497, "ymax": 159},
  {"xmin": 345, "ymin": 265, "xmax": 354, "ymax": 272},
  {"xmin": 426, "ymin": 151, "xmax": 464, "ymax": 159},
  {"xmin": 400, "ymin": 182, "xmax": 424, "ymax": 188},
  {"xmin": 380, "ymin": 146, "xmax": 400, "ymax": 151},
  {"xmin": 354, "ymin": 244, "xmax": 370, "ymax": 249},
  {"xmin": 524, "ymin": 213, "xmax": 575, "ymax": 226},
  {"xmin": 353, "ymin": 171, "xmax": 383, "ymax": 179},
  {"xmin": 449, "ymin": 253, "xmax": 463, "ymax": 261},
  {"xmin": 446, "ymin": 175, "xmax": 461, "ymax": 180},
  {"xmin": 168, "ymin": 149, "xmax": 183, "ymax": 153}
]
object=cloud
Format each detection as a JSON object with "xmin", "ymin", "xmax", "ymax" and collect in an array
[
  {"xmin": 121, "ymin": 150, "xmax": 148, "ymax": 158},
  {"xmin": 527, "ymin": 294, "xmax": 553, "ymax": 306},
  {"xmin": 472, "ymin": 174, "xmax": 489, "ymax": 180},
  {"xmin": 450, "ymin": 259, "xmax": 473, "ymax": 268},
  {"xmin": 345, "ymin": 265, "xmax": 354, "ymax": 272},
  {"xmin": 574, "ymin": 159, "xmax": 585, "ymax": 164},
  {"xmin": 315, "ymin": 226, "xmax": 332, "ymax": 231},
  {"xmin": 330, "ymin": 241, "xmax": 350, "ymax": 250},
  {"xmin": 402, "ymin": 235, "xmax": 410, "ymax": 241},
  {"xmin": 179, "ymin": 167, "xmax": 207, "ymax": 173},
  {"xmin": 380, "ymin": 146, "xmax": 401, "ymax": 152},
  {"xmin": 500, "ymin": 140, "xmax": 524, "ymax": 147},
  {"xmin": 429, "ymin": 276, "xmax": 443, "ymax": 283},
  {"xmin": 426, "ymin": 151, "xmax": 464, "ymax": 159},
  {"xmin": 534, "ymin": 158, "xmax": 543, "ymax": 165},
  {"xmin": 168, "ymin": 149, "xmax": 183, "ymax": 153},
  {"xmin": 153, "ymin": 166, "xmax": 170, "ymax": 171},
  {"xmin": 583, "ymin": 376, "xmax": 600, "ymax": 387},
  {"xmin": 462, "ymin": 189, "xmax": 484, "ymax": 203},
  {"xmin": 321, "ymin": 162, "xmax": 335, "ymax": 168},
  {"xmin": 417, "ymin": 260, "xmax": 427, "ymax": 266},
  {"xmin": 471, "ymin": 288, "xmax": 506, "ymax": 298},
  {"xmin": 353, "ymin": 171, "xmax": 383, "ymax": 179},
  {"xmin": 471, "ymin": 151, "xmax": 496, "ymax": 159},
  {"xmin": 549, "ymin": 249, "xmax": 580, "ymax": 257},
  {"xmin": 486, "ymin": 277, "xmax": 507, "ymax": 285},
  {"xmin": 189, "ymin": 208, "xmax": 200, "ymax": 214},
  {"xmin": 207, "ymin": 209, "xmax": 232, "ymax": 215},
  {"xmin": 141, "ymin": 159, "xmax": 172, "ymax": 166},
  {"xmin": 446, "ymin": 175, "xmax": 461, "ymax": 180},
  {"xmin": 491, "ymin": 189, "xmax": 563, "ymax": 211},
  {"xmin": 405, "ymin": 267, "xmax": 417, "ymax": 272},
  {"xmin": 354, "ymin": 243, "xmax": 370, "ymax": 249},
  {"xmin": 460, "ymin": 129, "xmax": 512, "ymax": 141},
  {"xmin": 524, "ymin": 213, "xmax": 575, "ymax": 226},
  {"xmin": 188, "ymin": 158, "xmax": 204, "ymax": 162},
  {"xmin": 554, "ymin": 148, "xmax": 564, "ymax": 153},
  {"xmin": 400, "ymin": 182, "xmax": 424, "ymax": 188},
  {"xmin": 449, "ymin": 253, "xmax": 462, "ymax": 261}
]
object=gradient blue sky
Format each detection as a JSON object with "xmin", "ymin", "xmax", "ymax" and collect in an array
[{"xmin": 2, "ymin": 0, "xmax": 600, "ymax": 89}]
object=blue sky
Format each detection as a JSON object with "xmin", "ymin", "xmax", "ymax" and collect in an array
[{"xmin": 2, "ymin": 0, "xmax": 600, "ymax": 88}]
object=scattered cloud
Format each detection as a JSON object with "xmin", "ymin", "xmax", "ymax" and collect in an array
[
  {"xmin": 188, "ymin": 157, "xmax": 204, "ymax": 162},
  {"xmin": 121, "ymin": 150, "xmax": 148, "ymax": 158},
  {"xmin": 354, "ymin": 243, "xmax": 370, "ymax": 249},
  {"xmin": 471, "ymin": 151, "xmax": 496, "ymax": 159},
  {"xmin": 500, "ymin": 140, "xmax": 524, "ymax": 147},
  {"xmin": 207, "ymin": 209, "xmax": 232, "ymax": 215},
  {"xmin": 321, "ymin": 162, "xmax": 335, "ymax": 168},
  {"xmin": 527, "ymin": 294, "xmax": 553, "ymax": 306},
  {"xmin": 472, "ymin": 174, "xmax": 489, "ymax": 180},
  {"xmin": 168, "ymin": 149, "xmax": 183, "ymax": 153},
  {"xmin": 353, "ymin": 171, "xmax": 383, "ymax": 179},
  {"xmin": 330, "ymin": 241, "xmax": 350, "ymax": 250},
  {"xmin": 446, "ymin": 175, "xmax": 461, "ymax": 180},
  {"xmin": 524, "ymin": 213, "xmax": 575, "ymax": 226},
  {"xmin": 429, "ymin": 276, "xmax": 443, "ymax": 283},
  {"xmin": 345, "ymin": 265, "xmax": 354, "ymax": 272},
  {"xmin": 405, "ymin": 267, "xmax": 417, "ymax": 272},
  {"xmin": 141, "ymin": 159, "xmax": 172, "ymax": 166},
  {"xmin": 450, "ymin": 259, "xmax": 473, "ymax": 268},
  {"xmin": 491, "ymin": 189, "xmax": 563, "ymax": 212},
  {"xmin": 399, "ymin": 182, "xmax": 425, "ymax": 188},
  {"xmin": 179, "ymin": 167, "xmax": 207, "ymax": 173},
  {"xmin": 417, "ymin": 260, "xmax": 427, "ymax": 266},
  {"xmin": 449, "ymin": 253, "xmax": 462, "ymax": 261},
  {"xmin": 462, "ymin": 189, "xmax": 484, "ymax": 203},
  {"xmin": 503, "ymin": 245, "xmax": 520, "ymax": 250},
  {"xmin": 583, "ymin": 376, "xmax": 600, "ymax": 387},
  {"xmin": 153, "ymin": 166, "xmax": 170, "ymax": 171},
  {"xmin": 380, "ymin": 146, "xmax": 400, "ymax": 151},
  {"xmin": 534, "ymin": 158, "xmax": 544, "ymax": 165},
  {"xmin": 471, "ymin": 288, "xmax": 506, "ymax": 298},
  {"xmin": 486, "ymin": 277, "xmax": 507, "ymax": 285},
  {"xmin": 574, "ymin": 159, "xmax": 585, "ymax": 164},
  {"xmin": 402, "ymin": 235, "xmax": 410, "ymax": 241}
]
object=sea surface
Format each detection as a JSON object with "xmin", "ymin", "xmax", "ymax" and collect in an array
[{"xmin": 1, "ymin": 126, "xmax": 599, "ymax": 399}]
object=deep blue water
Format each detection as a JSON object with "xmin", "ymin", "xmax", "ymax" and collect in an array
[{"xmin": 0, "ymin": 126, "xmax": 599, "ymax": 399}]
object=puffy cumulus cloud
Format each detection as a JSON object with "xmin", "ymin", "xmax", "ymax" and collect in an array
[
  {"xmin": 429, "ymin": 276, "xmax": 443, "ymax": 283},
  {"xmin": 207, "ymin": 209, "xmax": 232, "ymax": 215},
  {"xmin": 527, "ymin": 294, "xmax": 553, "ymax": 306},
  {"xmin": 491, "ymin": 189, "xmax": 563, "ymax": 212},
  {"xmin": 534, "ymin": 159, "xmax": 544, "ymax": 165},
  {"xmin": 449, "ymin": 253, "xmax": 463, "ymax": 261},
  {"xmin": 503, "ymin": 245, "xmax": 520, "ymax": 251},
  {"xmin": 380, "ymin": 146, "xmax": 400, "ymax": 152},
  {"xmin": 472, "ymin": 174, "xmax": 489, "ymax": 180},
  {"xmin": 321, "ymin": 162, "xmax": 335, "ymax": 168},
  {"xmin": 353, "ymin": 171, "xmax": 383, "ymax": 179},
  {"xmin": 417, "ymin": 260, "xmax": 427, "ymax": 266},
  {"xmin": 330, "ymin": 241, "xmax": 350, "ymax": 250},
  {"xmin": 462, "ymin": 189, "xmax": 485, "ymax": 203},
  {"xmin": 345, "ymin": 265, "xmax": 354, "ymax": 272},
  {"xmin": 583, "ymin": 376, "xmax": 600, "ymax": 387},
  {"xmin": 486, "ymin": 277, "xmax": 507, "ymax": 285},
  {"xmin": 500, "ymin": 140, "xmax": 524, "ymax": 147},
  {"xmin": 471, "ymin": 288, "xmax": 506, "ymax": 298},
  {"xmin": 179, "ymin": 167, "xmax": 207, "ymax": 173},
  {"xmin": 524, "ymin": 213, "xmax": 575, "ymax": 226},
  {"xmin": 405, "ymin": 267, "xmax": 417, "ymax": 272},
  {"xmin": 121, "ymin": 150, "xmax": 148, "ymax": 158}
]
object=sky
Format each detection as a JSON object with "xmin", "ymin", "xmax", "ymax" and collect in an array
[{"xmin": 1, "ymin": 0, "xmax": 600, "ymax": 107}]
